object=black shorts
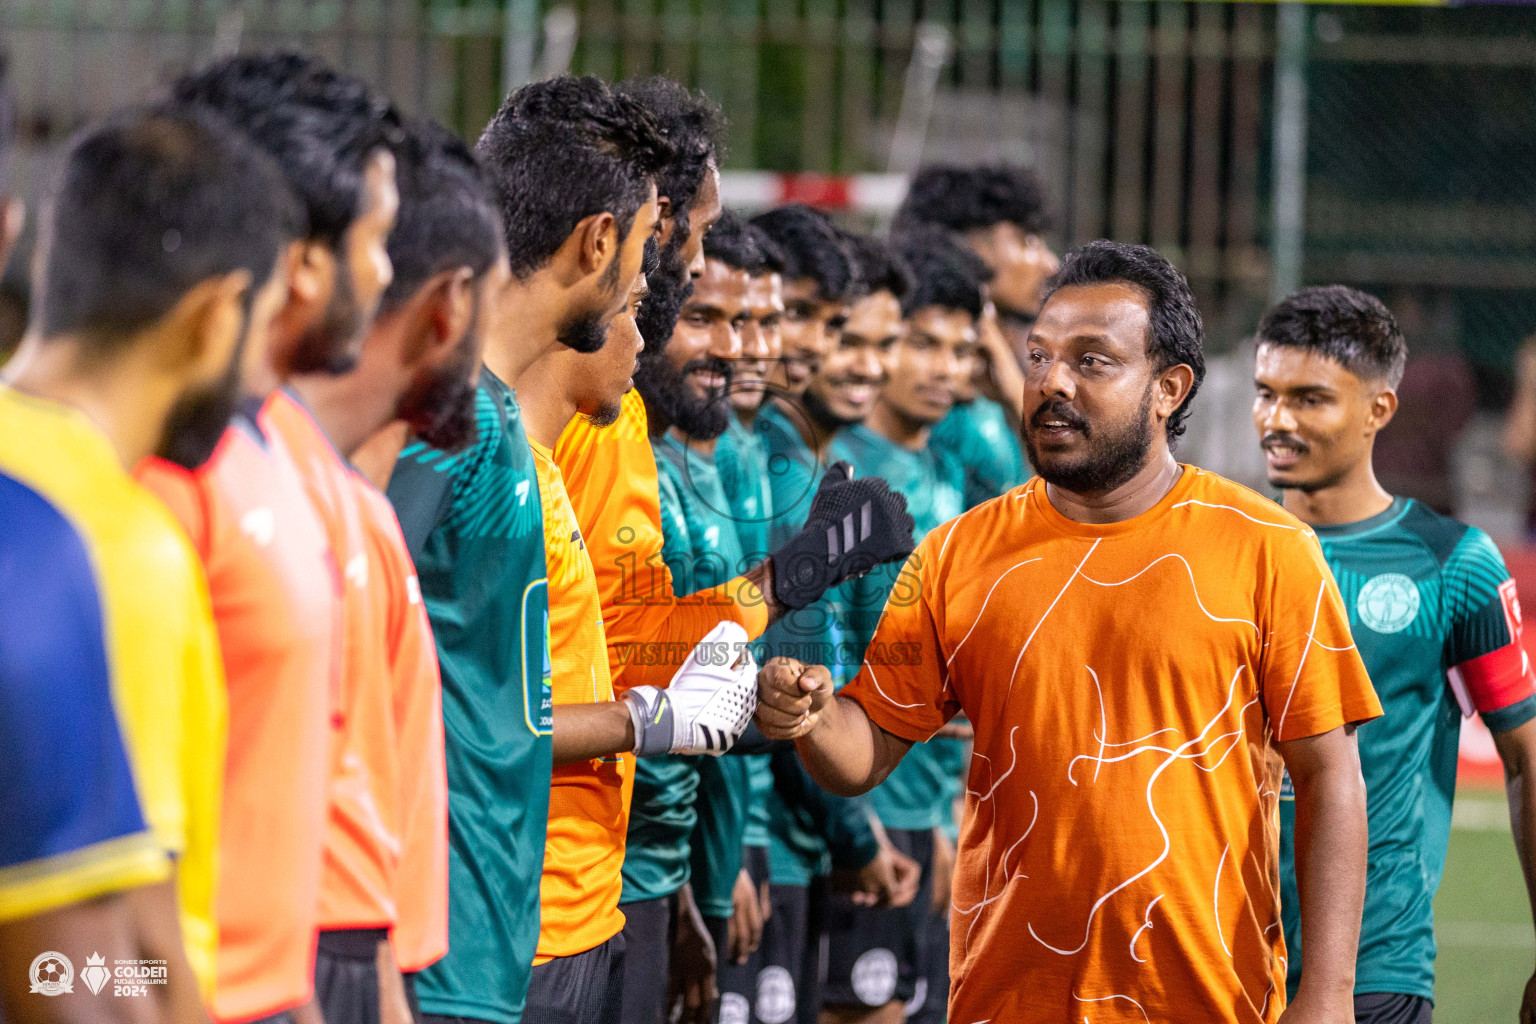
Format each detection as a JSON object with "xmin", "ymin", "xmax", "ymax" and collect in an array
[
  {"xmin": 315, "ymin": 927, "xmax": 388, "ymax": 1024},
  {"xmin": 525, "ymin": 931, "xmax": 626, "ymax": 1024},
  {"xmin": 903, "ymin": 905, "xmax": 949, "ymax": 1024},
  {"xmin": 821, "ymin": 828, "xmax": 935, "ymax": 1010},
  {"xmin": 618, "ymin": 895, "xmax": 676, "ymax": 1024},
  {"xmin": 1354, "ymin": 992, "xmax": 1432, "ymax": 1024},
  {"xmin": 745, "ymin": 883, "xmax": 809, "ymax": 1024}
]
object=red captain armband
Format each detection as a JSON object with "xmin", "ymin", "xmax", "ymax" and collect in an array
[{"xmin": 1449, "ymin": 579, "xmax": 1536, "ymax": 727}]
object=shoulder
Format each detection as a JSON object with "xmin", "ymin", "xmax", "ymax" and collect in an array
[
  {"xmin": 1169, "ymin": 468, "xmax": 1319, "ymax": 547},
  {"xmin": 0, "ymin": 472, "xmax": 107, "ymax": 622},
  {"xmin": 1395, "ymin": 499, "xmax": 1480, "ymax": 567}
]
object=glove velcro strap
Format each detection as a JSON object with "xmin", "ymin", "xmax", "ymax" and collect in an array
[{"xmin": 627, "ymin": 686, "xmax": 676, "ymax": 757}]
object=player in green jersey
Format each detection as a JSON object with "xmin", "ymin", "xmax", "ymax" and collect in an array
[
  {"xmin": 1253, "ymin": 285, "xmax": 1536, "ymax": 1024},
  {"xmin": 896, "ymin": 164, "xmax": 1057, "ymax": 513},
  {"xmin": 821, "ymin": 229, "xmax": 976, "ymax": 1024},
  {"xmin": 386, "ymin": 78, "xmax": 671, "ymax": 1024}
]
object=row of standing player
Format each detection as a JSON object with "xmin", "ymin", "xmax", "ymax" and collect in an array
[{"xmin": 0, "ymin": 55, "xmax": 925, "ymax": 1024}]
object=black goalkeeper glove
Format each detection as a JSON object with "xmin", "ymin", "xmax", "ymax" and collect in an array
[{"xmin": 769, "ymin": 462, "xmax": 917, "ymax": 610}]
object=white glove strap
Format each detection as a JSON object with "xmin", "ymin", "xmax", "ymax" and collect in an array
[{"xmin": 625, "ymin": 686, "xmax": 676, "ymax": 757}]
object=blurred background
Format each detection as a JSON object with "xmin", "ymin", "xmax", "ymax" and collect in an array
[{"xmin": 4, "ymin": 2, "xmax": 1535, "ymax": 1018}]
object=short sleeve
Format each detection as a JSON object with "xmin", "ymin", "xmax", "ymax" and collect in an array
[
  {"xmin": 840, "ymin": 535, "xmax": 958, "ymax": 743},
  {"xmin": 1443, "ymin": 530, "xmax": 1536, "ymax": 733},
  {"xmin": 0, "ymin": 483, "xmax": 170, "ymax": 921},
  {"xmin": 136, "ymin": 457, "xmax": 212, "ymax": 559},
  {"xmin": 1260, "ymin": 530, "xmax": 1383, "ymax": 742}
]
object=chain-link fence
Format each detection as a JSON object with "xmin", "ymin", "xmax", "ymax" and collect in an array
[{"xmin": 4, "ymin": 0, "xmax": 1535, "ymax": 513}]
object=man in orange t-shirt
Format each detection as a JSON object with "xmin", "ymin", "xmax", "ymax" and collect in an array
[{"xmin": 758, "ymin": 241, "xmax": 1382, "ymax": 1024}]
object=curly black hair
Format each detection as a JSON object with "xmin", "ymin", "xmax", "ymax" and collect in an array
[
  {"xmin": 616, "ymin": 77, "xmax": 725, "ymax": 248},
  {"xmin": 1257, "ymin": 285, "xmax": 1407, "ymax": 388},
  {"xmin": 378, "ymin": 118, "xmax": 501, "ymax": 317},
  {"xmin": 1043, "ymin": 240, "xmax": 1206, "ymax": 440},
  {"xmin": 842, "ymin": 232, "xmax": 914, "ymax": 306},
  {"xmin": 750, "ymin": 204, "xmax": 860, "ymax": 304},
  {"xmin": 895, "ymin": 163, "xmax": 1052, "ymax": 236},
  {"xmin": 703, "ymin": 209, "xmax": 784, "ymax": 276},
  {"xmin": 172, "ymin": 52, "xmax": 404, "ymax": 246},
  {"xmin": 476, "ymin": 75, "xmax": 674, "ymax": 280},
  {"xmin": 891, "ymin": 226, "xmax": 990, "ymax": 319}
]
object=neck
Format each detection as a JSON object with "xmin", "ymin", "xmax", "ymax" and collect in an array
[
  {"xmin": 287, "ymin": 371, "xmax": 396, "ymax": 458},
  {"xmin": 866, "ymin": 400, "xmax": 930, "ymax": 452},
  {"xmin": 483, "ymin": 274, "xmax": 564, "ymax": 389},
  {"xmin": 351, "ymin": 421, "xmax": 411, "ymax": 491},
  {"xmin": 736, "ymin": 399, "xmax": 763, "ymax": 430},
  {"xmin": 1045, "ymin": 445, "xmax": 1183, "ymax": 525},
  {"xmin": 511, "ymin": 355, "xmax": 578, "ymax": 449},
  {"xmin": 1281, "ymin": 458, "xmax": 1394, "ymax": 527},
  {"xmin": 2, "ymin": 334, "xmax": 177, "ymax": 469},
  {"xmin": 773, "ymin": 393, "xmax": 837, "ymax": 458},
  {"xmin": 671, "ymin": 425, "xmax": 718, "ymax": 457}
]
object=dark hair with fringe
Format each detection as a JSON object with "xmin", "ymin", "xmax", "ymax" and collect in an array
[
  {"xmin": 896, "ymin": 163, "xmax": 1052, "ymax": 235},
  {"xmin": 1043, "ymin": 240, "xmax": 1206, "ymax": 440},
  {"xmin": 750, "ymin": 204, "xmax": 860, "ymax": 304},
  {"xmin": 1257, "ymin": 285, "xmax": 1407, "ymax": 388},
  {"xmin": 703, "ymin": 209, "xmax": 784, "ymax": 276},
  {"xmin": 891, "ymin": 226, "xmax": 989, "ymax": 319}
]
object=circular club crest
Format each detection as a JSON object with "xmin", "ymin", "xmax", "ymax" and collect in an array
[
  {"xmin": 850, "ymin": 947, "xmax": 899, "ymax": 1006},
  {"xmin": 29, "ymin": 951, "xmax": 74, "ymax": 996},
  {"xmin": 1357, "ymin": 572, "xmax": 1421, "ymax": 634},
  {"xmin": 754, "ymin": 965, "xmax": 797, "ymax": 1024}
]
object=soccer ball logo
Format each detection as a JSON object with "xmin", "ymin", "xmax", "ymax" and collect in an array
[
  {"xmin": 29, "ymin": 951, "xmax": 73, "ymax": 996},
  {"xmin": 1357, "ymin": 572, "xmax": 1421, "ymax": 634}
]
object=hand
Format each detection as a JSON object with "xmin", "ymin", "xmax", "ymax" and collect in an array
[
  {"xmin": 929, "ymin": 829, "xmax": 956, "ymax": 915},
  {"xmin": 728, "ymin": 869, "xmax": 764, "ymax": 965},
  {"xmin": 291, "ymin": 1001, "xmax": 327, "ymax": 1024},
  {"xmin": 626, "ymin": 621, "xmax": 758, "ymax": 756},
  {"xmin": 770, "ymin": 462, "xmax": 916, "ymax": 610},
  {"xmin": 850, "ymin": 843, "xmax": 922, "ymax": 908},
  {"xmin": 1521, "ymin": 968, "xmax": 1536, "ymax": 1024},
  {"xmin": 1276, "ymin": 989, "xmax": 1353, "ymax": 1024},
  {"xmin": 754, "ymin": 658, "xmax": 834, "ymax": 740},
  {"xmin": 669, "ymin": 886, "xmax": 718, "ymax": 1024}
]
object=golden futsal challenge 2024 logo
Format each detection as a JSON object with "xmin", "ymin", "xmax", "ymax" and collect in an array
[{"xmin": 28, "ymin": 950, "xmax": 168, "ymax": 998}]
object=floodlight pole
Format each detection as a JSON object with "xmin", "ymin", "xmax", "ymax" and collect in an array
[
  {"xmin": 502, "ymin": 0, "xmax": 542, "ymax": 97},
  {"xmin": 1270, "ymin": 2, "xmax": 1309, "ymax": 301}
]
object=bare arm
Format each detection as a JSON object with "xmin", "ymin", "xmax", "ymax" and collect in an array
[
  {"xmin": 552, "ymin": 701, "xmax": 636, "ymax": 767},
  {"xmin": 1276, "ymin": 724, "xmax": 1367, "ymax": 1021},
  {"xmin": 754, "ymin": 659, "xmax": 914, "ymax": 797},
  {"xmin": 0, "ymin": 893, "xmax": 154, "ymax": 1024},
  {"xmin": 1503, "ymin": 339, "xmax": 1536, "ymax": 465},
  {"xmin": 123, "ymin": 877, "xmax": 208, "ymax": 1024},
  {"xmin": 1489, "ymin": 717, "xmax": 1536, "ymax": 1024}
]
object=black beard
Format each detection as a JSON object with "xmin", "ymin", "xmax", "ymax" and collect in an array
[
  {"xmin": 634, "ymin": 231, "xmax": 692, "ymax": 354},
  {"xmin": 155, "ymin": 327, "xmax": 248, "ymax": 471},
  {"xmin": 1021, "ymin": 385, "xmax": 1155, "ymax": 496},
  {"xmin": 555, "ymin": 304, "xmax": 608, "ymax": 354},
  {"xmin": 397, "ymin": 328, "xmax": 480, "ymax": 452},
  {"xmin": 288, "ymin": 255, "xmax": 364, "ymax": 376},
  {"xmin": 635, "ymin": 350, "xmax": 733, "ymax": 440}
]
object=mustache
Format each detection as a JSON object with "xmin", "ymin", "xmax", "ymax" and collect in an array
[
  {"xmin": 682, "ymin": 357, "xmax": 733, "ymax": 382},
  {"xmin": 822, "ymin": 372, "xmax": 884, "ymax": 388},
  {"xmin": 1262, "ymin": 431, "xmax": 1310, "ymax": 454},
  {"xmin": 1029, "ymin": 399, "xmax": 1089, "ymax": 432}
]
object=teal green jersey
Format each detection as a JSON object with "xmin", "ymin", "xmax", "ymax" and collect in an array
[
  {"xmin": 387, "ymin": 369, "xmax": 551, "ymax": 1024},
  {"xmin": 715, "ymin": 412, "xmax": 776, "ymax": 850},
  {"xmin": 636, "ymin": 434, "xmax": 754, "ymax": 918},
  {"xmin": 929, "ymin": 396, "xmax": 1028, "ymax": 509},
  {"xmin": 827, "ymin": 424, "xmax": 966, "ymax": 831},
  {"xmin": 753, "ymin": 404, "xmax": 878, "ymax": 884},
  {"xmin": 1279, "ymin": 497, "xmax": 1536, "ymax": 1001},
  {"xmin": 716, "ymin": 411, "xmax": 775, "ymax": 563}
]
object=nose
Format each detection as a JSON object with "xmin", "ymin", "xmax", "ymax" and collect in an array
[
  {"xmin": 851, "ymin": 344, "xmax": 884, "ymax": 381},
  {"xmin": 1034, "ymin": 238, "xmax": 1061, "ymax": 276},
  {"xmin": 687, "ymin": 246, "xmax": 707, "ymax": 280},
  {"xmin": 740, "ymin": 321, "xmax": 770, "ymax": 361},
  {"xmin": 1037, "ymin": 356, "xmax": 1075, "ymax": 399},
  {"xmin": 713, "ymin": 323, "xmax": 743, "ymax": 361},
  {"xmin": 1260, "ymin": 397, "xmax": 1297, "ymax": 434},
  {"xmin": 938, "ymin": 347, "xmax": 966, "ymax": 383}
]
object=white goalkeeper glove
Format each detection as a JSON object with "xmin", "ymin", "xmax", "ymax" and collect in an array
[{"xmin": 624, "ymin": 621, "xmax": 758, "ymax": 756}]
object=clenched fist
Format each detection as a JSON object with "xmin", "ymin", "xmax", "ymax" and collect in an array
[{"xmin": 753, "ymin": 657, "xmax": 835, "ymax": 740}]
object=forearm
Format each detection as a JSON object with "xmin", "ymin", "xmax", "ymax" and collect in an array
[
  {"xmin": 1290, "ymin": 758, "xmax": 1369, "ymax": 1002},
  {"xmin": 1504, "ymin": 385, "xmax": 1536, "ymax": 464},
  {"xmin": 552, "ymin": 700, "xmax": 635, "ymax": 766},
  {"xmin": 795, "ymin": 695, "xmax": 899, "ymax": 797},
  {"xmin": 1492, "ymin": 722, "xmax": 1536, "ymax": 938}
]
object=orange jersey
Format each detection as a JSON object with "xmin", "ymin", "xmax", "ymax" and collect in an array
[
  {"xmin": 841, "ymin": 468, "xmax": 1381, "ymax": 1024},
  {"xmin": 260, "ymin": 390, "xmax": 399, "ymax": 931},
  {"xmin": 138, "ymin": 411, "xmax": 339, "ymax": 1022},
  {"xmin": 352, "ymin": 477, "xmax": 449, "ymax": 973},
  {"xmin": 552, "ymin": 389, "xmax": 769, "ymax": 693},
  {"xmin": 529, "ymin": 440, "xmax": 631, "ymax": 961}
]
